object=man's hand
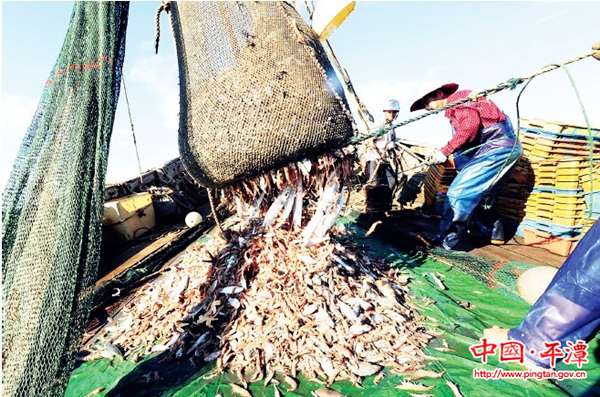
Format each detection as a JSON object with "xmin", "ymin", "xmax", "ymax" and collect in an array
[
  {"xmin": 385, "ymin": 141, "xmax": 397, "ymax": 151},
  {"xmin": 467, "ymin": 90, "xmax": 480, "ymax": 101},
  {"xmin": 427, "ymin": 149, "xmax": 447, "ymax": 165}
]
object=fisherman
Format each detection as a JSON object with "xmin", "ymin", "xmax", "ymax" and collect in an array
[
  {"xmin": 410, "ymin": 83, "xmax": 523, "ymax": 250},
  {"xmin": 364, "ymin": 98, "xmax": 400, "ymax": 194}
]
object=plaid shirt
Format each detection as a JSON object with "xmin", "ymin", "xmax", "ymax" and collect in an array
[{"xmin": 441, "ymin": 90, "xmax": 506, "ymax": 156}]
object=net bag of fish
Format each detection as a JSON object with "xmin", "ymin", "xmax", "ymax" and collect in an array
[{"xmin": 170, "ymin": 1, "xmax": 355, "ymax": 188}]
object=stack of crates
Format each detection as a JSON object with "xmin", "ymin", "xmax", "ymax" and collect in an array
[
  {"xmin": 499, "ymin": 118, "xmax": 600, "ymax": 256},
  {"xmin": 519, "ymin": 119, "xmax": 600, "ymax": 162},
  {"xmin": 423, "ymin": 163, "xmax": 457, "ymax": 214},
  {"xmin": 496, "ymin": 159, "xmax": 531, "ymax": 224}
]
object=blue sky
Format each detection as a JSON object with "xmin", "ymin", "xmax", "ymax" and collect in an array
[{"xmin": 2, "ymin": 1, "xmax": 600, "ymax": 190}]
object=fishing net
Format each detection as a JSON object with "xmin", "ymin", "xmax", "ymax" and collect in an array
[
  {"xmin": 426, "ymin": 247, "xmax": 532, "ymax": 301},
  {"xmin": 169, "ymin": 1, "xmax": 355, "ymax": 188},
  {"xmin": 1, "ymin": 3, "xmax": 128, "ymax": 396}
]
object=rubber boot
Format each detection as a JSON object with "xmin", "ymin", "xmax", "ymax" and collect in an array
[
  {"xmin": 437, "ymin": 222, "xmax": 468, "ymax": 250},
  {"xmin": 490, "ymin": 218, "xmax": 505, "ymax": 245},
  {"xmin": 470, "ymin": 209, "xmax": 505, "ymax": 245}
]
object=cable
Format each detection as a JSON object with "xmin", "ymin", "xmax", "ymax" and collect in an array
[{"xmin": 121, "ymin": 75, "xmax": 145, "ymax": 188}]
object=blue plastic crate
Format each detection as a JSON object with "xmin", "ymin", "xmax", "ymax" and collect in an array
[
  {"xmin": 531, "ymin": 186, "xmax": 583, "ymax": 196},
  {"xmin": 520, "ymin": 126, "xmax": 600, "ymax": 142},
  {"xmin": 522, "ymin": 217, "xmax": 582, "ymax": 238}
]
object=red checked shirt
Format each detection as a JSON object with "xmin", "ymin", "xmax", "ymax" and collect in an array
[{"xmin": 441, "ymin": 90, "xmax": 506, "ymax": 156}]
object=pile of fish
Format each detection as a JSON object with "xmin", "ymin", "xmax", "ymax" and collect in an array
[{"xmin": 84, "ymin": 154, "xmax": 438, "ymax": 391}]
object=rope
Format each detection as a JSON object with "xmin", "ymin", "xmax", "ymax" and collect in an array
[
  {"xmin": 154, "ymin": 1, "xmax": 171, "ymax": 54},
  {"xmin": 121, "ymin": 75, "xmax": 145, "ymax": 187},
  {"xmin": 347, "ymin": 48, "xmax": 598, "ymax": 147},
  {"xmin": 487, "ymin": 259, "xmax": 510, "ymax": 289},
  {"xmin": 207, "ymin": 188, "xmax": 223, "ymax": 234},
  {"xmin": 558, "ymin": 64, "xmax": 596, "ymax": 233},
  {"xmin": 303, "ymin": 1, "xmax": 314, "ymax": 21}
]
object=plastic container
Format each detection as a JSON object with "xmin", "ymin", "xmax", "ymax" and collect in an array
[
  {"xmin": 551, "ymin": 215, "xmax": 585, "ymax": 227},
  {"xmin": 102, "ymin": 192, "xmax": 156, "ymax": 243},
  {"xmin": 522, "ymin": 217, "xmax": 582, "ymax": 239}
]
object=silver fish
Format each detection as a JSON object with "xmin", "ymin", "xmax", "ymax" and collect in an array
[
  {"xmin": 292, "ymin": 179, "xmax": 303, "ymax": 229},
  {"xmin": 186, "ymin": 332, "xmax": 211, "ymax": 355},
  {"xmin": 220, "ymin": 286, "xmax": 244, "ymax": 295},
  {"xmin": 275, "ymin": 185, "xmax": 296, "ymax": 228},
  {"xmin": 302, "ymin": 179, "xmax": 339, "ymax": 242},
  {"xmin": 263, "ymin": 185, "xmax": 294, "ymax": 227},
  {"xmin": 315, "ymin": 187, "xmax": 347, "ymax": 237},
  {"xmin": 247, "ymin": 193, "xmax": 265, "ymax": 219}
]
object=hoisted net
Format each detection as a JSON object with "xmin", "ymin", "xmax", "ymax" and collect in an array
[
  {"xmin": 1, "ymin": 2, "xmax": 128, "ymax": 396},
  {"xmin": 170, "ymin": 1, "xmax": 355, "ymax": 188}
]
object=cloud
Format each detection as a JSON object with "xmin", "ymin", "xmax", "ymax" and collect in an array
[
  {"xmin": 350, "ymin": 79, "xmax": 453, "ymax": 146},
  {"xmin": 128, "ymin": 54, "xmax": 180, "ymax": 132},
  {"xmin": 533, "ymin": 10, "xmax": 568, "ymax": 26}
]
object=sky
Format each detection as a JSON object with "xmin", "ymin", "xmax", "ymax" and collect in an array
[{"xmin": 2, "ymin": 1, "xmax": 600, "ymax": 191}]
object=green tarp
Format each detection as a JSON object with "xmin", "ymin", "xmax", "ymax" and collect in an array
[{"xmin": 66, "ymin": 216, "xmax": 600, "ymax": 396}]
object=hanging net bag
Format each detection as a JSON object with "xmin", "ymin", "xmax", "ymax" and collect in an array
[
  {"xmin": 168, "ymin": 1, "xmax": 355, "ymax": 188},
  {"xmin": 2, "ymin": 3, "xmax": 129, "ymax": 396}
]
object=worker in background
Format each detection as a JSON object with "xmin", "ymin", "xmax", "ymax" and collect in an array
[
  {"xmin": 364, "ymin": 99, "xmax": 399, "ymax": 193},
  {"xmin": 410, "ymin": 83, "xmax": 523, "ymax": 250},
  {"xmin": 484, "ymin": 220, "xmax": 600, "ymax": 370}
]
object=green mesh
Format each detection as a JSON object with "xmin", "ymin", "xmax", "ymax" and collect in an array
[
  {"xmin": 426, "ymin": 247, "xmax": 534, "ymax": 302},
  {"xmin": 2, "ymin": 3, "xmax": 128, "ymax": 396}
]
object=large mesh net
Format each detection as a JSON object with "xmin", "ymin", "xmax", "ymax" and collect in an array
[
  {"xmin": 170, "ymin": 1, "xmax": 355, "ymax": 188},
  {"xmin": 1, "ymin": 3, "xmax": 128, "ymax": 396}
]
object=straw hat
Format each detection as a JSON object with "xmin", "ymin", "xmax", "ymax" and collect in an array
[
  {"xmin": 517, "ymin": 266, "xmax": 558, "ymax": 305},
  {"xmin": 410, "ymin": 83, "xmax": 459, "ymax": 112}
]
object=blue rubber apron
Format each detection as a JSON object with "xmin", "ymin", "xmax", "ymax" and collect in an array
[{"xmin": 437, "ymin": 115, "xmax": 523, "ymax": 248}]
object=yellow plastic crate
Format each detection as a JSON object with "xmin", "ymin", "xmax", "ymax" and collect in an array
[
  {"xmin": 555, "ymin": 180, "xmax": 580, "ymax": 189},
  {"xmin": 556, "ymin": 168, "xmax": 583, "ymax": 177},
  {"xmin": 552, "ymin": 215, "xmax": 585, "ymax": 227},
  {"xmin": 521, "ymin": 117, "xmax": 600, "ymax": 137}
]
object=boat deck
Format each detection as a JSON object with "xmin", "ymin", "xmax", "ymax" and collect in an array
[
  {"xmin": 349, "ymin": 185, "xmax": 566, "ymax": 269},
  {"xmin": 382, "ymin": 208, "xmax": 565, "ymax": 268}
]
